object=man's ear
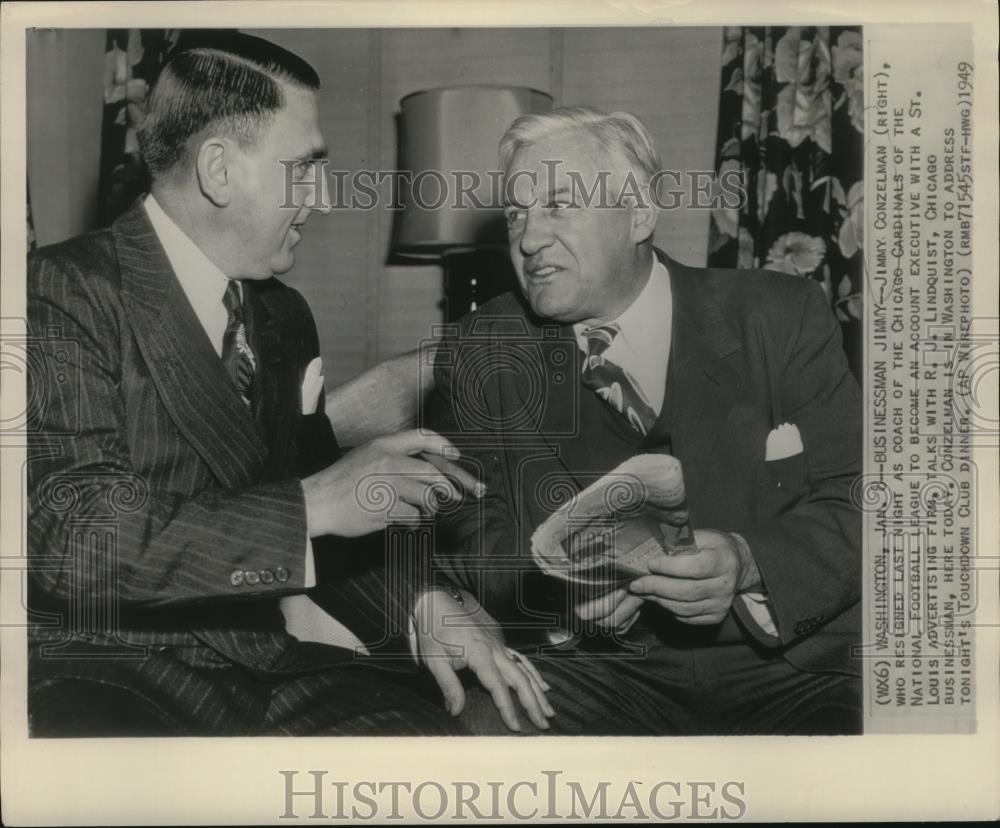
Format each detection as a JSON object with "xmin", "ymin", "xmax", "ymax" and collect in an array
[
  {"xmin": 629, "ymin": 196, "xmax": 658, "ymax": 245},
  {"xmin": 194, "ymin": 136, "xmax": 233, "ymax": 207}
]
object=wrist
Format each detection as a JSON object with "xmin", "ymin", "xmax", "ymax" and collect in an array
[
  {"xmin": 412, "ymin": 585, "xmax": 472, "ymax": 641},
  {"xmin": 300, "ymin": 475, "xmax": 322, "ymax": 538},
  {"xmin": 415, "ymin": 584, "xmax": 472, "ymax": 613}
]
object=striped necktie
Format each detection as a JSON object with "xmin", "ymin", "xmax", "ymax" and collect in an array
[
  {"xmin": 580, "ymin": 322, "xmax": 658, "ymax": 436},
  {"xmin": 221, "ymin": 280, "xmax": 255, "ymax": 407}
]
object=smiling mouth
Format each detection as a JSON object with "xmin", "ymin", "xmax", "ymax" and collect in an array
[{"xmin": 526, "ymin": 264, "xmax": 563, "ymax": 278}]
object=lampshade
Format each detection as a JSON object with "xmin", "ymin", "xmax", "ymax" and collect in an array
[{"xmin": 393, "ymin": 85, "xmax": 553, "ymax": 258}]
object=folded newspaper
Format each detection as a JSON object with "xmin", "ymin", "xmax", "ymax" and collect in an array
[{"xmin": 531, "ymin": 454, "xmax": 696, "ymax": 595}]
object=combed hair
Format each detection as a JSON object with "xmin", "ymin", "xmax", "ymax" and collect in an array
[
  {"xmin": 137, "ymin": 32, "xmax": 320, "ymax": 177},
  {"xmin": 498, "ymin": 106, "xmax": 661, "ymax": 185}
]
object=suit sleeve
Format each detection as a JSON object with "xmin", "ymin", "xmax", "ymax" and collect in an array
[
  {"xmin": 734, "ymin": 280, "xmax": 862, "ymax": 649},
  {"xmin": 420, "ymin": 334, "xmax": 528, "ymax": 626},
  {"xmin": 27, "ymin": 252, "xmax": 313, "ymax": 609}
]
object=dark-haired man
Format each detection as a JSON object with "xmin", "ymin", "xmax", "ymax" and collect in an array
[{"xmin": 26, "ymin": 33, "xmax": 548, "ymax": 736}]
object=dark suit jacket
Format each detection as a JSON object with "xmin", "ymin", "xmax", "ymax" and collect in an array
[
  {"xmin": 424, "ymin": 252, "xmax": 862, "ymax": 677},
  {"xmin": 26, "ymin": 200, "xmax": 390, "ymax": 679}
]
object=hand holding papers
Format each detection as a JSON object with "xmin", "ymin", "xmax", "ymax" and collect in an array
[{"xmin": 531, "ymin": 454, "xmax": 696, "ymax": 598}]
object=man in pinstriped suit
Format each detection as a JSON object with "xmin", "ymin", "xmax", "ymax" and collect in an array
[{"xmin": 25, "ymin": 33, "xmax": 553, "ymax": 736}]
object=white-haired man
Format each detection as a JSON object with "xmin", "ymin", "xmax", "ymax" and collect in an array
[{"xmin": 414, "ymin": 106, "xmax": 862, "ymax": 735}]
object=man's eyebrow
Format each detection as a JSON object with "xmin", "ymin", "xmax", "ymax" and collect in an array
[
  {"xmin": 296, "ymin": 146, "xmax": 328, "ymax": 161},
  {"xmin": 541, "ymin": 185, "xmax": 573, "ymax": 201},
  {"xmin": 503, "ymin": 185, "xmax": 572, "ymax": 209}
]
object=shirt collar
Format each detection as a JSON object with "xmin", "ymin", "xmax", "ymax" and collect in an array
[
  {"xmin": 144, "ymin": 193, "xmax": 235, "ymax": 311},
  {"xmin": 574, "ymin": 256, "xmax": 671, "ymax": 348},
  {"xmin": 614, "ymin": 256, "xmax": 670, "ymax": 352}
]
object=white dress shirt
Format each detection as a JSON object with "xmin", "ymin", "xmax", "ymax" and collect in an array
[
  {"xmin": 574, "ymin": 257, "xmax": 778, "ymax": 638},
  {"xmin": 573, "ymin": 255, "xmax": 672, "ymax": 414},
  {"xmin": 143, "ymin": 194, "xmax": 366, "ymax": 652}
]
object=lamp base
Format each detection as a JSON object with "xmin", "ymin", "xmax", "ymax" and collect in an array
[{"xmin": 442, "ymin": 249, "xmax": 518, "ymax": 322}]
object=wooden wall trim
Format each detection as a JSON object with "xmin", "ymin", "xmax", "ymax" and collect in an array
[
  {"xmin": 364, "ymin": 28, "xmax": 384, "ymax": 368},
  {"xmin": 548, "ymin": 28, "xmax": 565, "ymax": 104}
]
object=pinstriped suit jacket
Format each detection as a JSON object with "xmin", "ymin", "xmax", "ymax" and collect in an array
[{"xmin": 26, "ymin": 199, "xmax": 385, "ymax": 678}]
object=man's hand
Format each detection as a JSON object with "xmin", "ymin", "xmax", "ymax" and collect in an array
[
  {"xmin": 414, "ymin": 587, "xmax": 555, "ymax": 732},
  {"xmin": 627, "ymin": 529, "xmax": 760, "ymax": 625},
  {"xmin": 301, "ymin": 429, "xmax": 483, "ymax": 538},
  {"xmin": 573, "ymin": 588, "xmax": 644, "ymax": 634}
]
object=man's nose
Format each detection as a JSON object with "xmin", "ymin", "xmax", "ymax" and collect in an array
[
  {"xmin": 517, "ymin": 210, "xmax": 553, "ymax": 256},
  {"xmin": 306, "ymin": 164, "xmax": 332, "ymax": 215}
]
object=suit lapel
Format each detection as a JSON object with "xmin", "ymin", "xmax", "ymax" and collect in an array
[
  {"xmin": 114, "ymin": 201, "xmax": 269, "ymax": 489},
  {"xmin": 664, "ymin": 255, "xmax": 743, "ymax": 479},
  {"xmin": 497, "ymin": 318, "xmax": 583, "ymax": 489},
  {"xmin": 245, "ymin": 281, "xmax": 299, "ymax": 477}
]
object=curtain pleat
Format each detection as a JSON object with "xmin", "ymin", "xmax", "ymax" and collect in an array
[{"xmin": 708, "ymin": 26, "xmax": 864, "ymax": 378}]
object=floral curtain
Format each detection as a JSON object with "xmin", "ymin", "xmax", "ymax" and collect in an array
[
  {"xmin": 708, "ymin": 26, "xmax": 864, "ymax": 378},
  {"xmin": 27, "ymin": 188, "xmax": 36, "ymax": 252},
  {"xmin": 98, "ymin": 29, "xmax": 183, "ymax": 225}
]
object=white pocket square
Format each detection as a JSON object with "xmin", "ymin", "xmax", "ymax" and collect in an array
[
  {"xmin": 765, "ymin": 422, "xmax": 803, "ymax": 461},
  {"xmin": 301, "ymin": 357, "xmax": 324, "ymax": 415}
]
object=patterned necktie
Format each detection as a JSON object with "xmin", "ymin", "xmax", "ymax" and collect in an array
[
  {"xmin": 581, "ymin": 322, "xmax": 658, "ymax": 436},
  {"xmin": 221, "ymin": 280, "xmax": 255, "ymax": 407}
]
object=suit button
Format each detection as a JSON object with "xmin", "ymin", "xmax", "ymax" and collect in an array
[
  {"xmin": 230, "ymin": 570, "xmax": 245, "ymax": 587},
  {"xmin": 794, "ymin": 615, "xmax": 823, "ymax": 637},
  {"xmin": 260, "ymin": 569, "xmax": 275, "ymax": 584},
  {"xmin": 245, "ymin": 570, "xmax": 261, "ymax": 586},
  {"xmin": 275, "ymin": 566, "xmax": 289, "ymax": 583}
]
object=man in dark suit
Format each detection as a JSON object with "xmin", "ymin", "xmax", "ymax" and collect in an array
[
  {"xmin": 413, "ymin": 107, "xmax": 863, "ymax": 735},
  {"xmin": 26, "ymin": 33, "xmax": 500, "ymax": 736}
]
